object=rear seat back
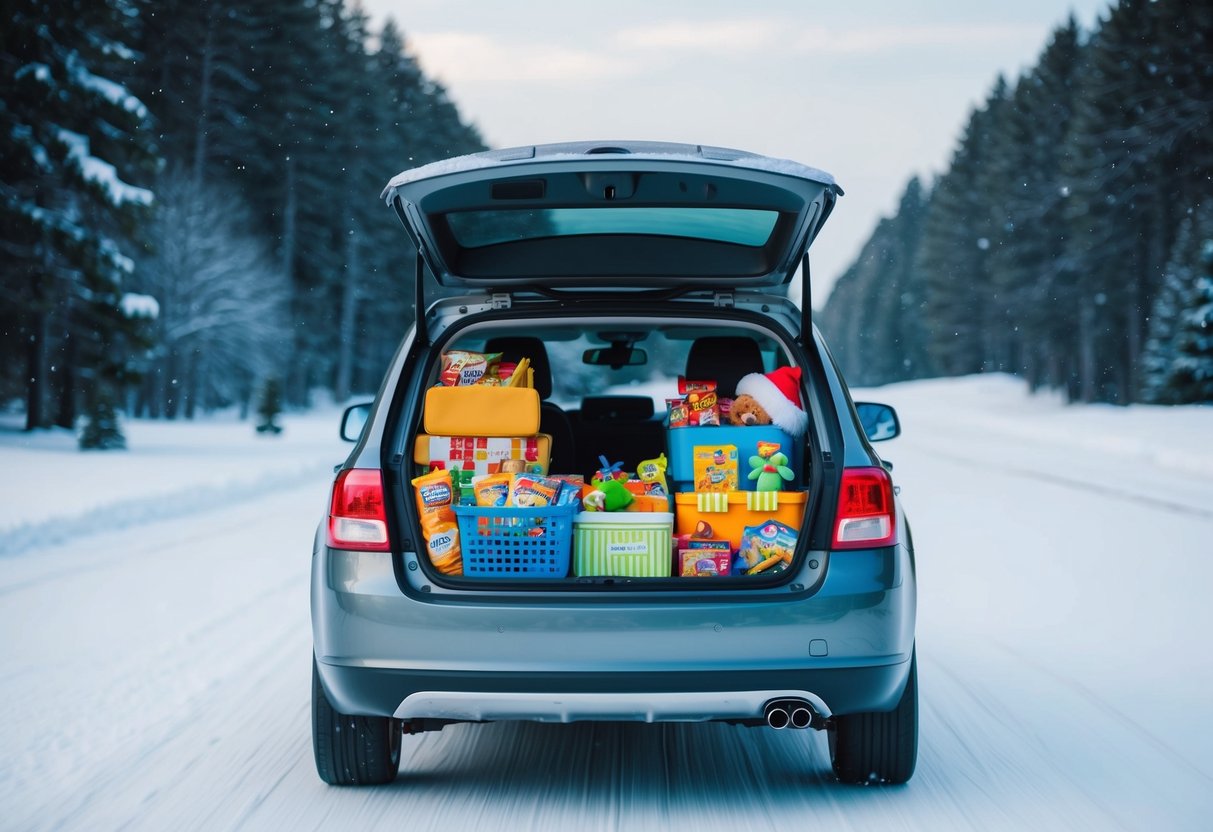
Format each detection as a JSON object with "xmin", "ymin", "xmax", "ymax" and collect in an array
[{"xmin": 572, "ymin": 395, "xmax": 665, "ymax": 479}]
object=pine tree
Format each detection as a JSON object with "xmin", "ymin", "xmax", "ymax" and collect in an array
[
  {"xmin": 1163, "ymin": 235, "xmax": 1213, "ymax": 403},
  {"xmin": 1, "ymin": 0, "xmax": 157, "ymax": 444}
]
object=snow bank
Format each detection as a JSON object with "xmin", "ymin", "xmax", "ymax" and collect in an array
[{"xmin": 0, "ymin": 409, "xmax": 350, "ymax": 556}]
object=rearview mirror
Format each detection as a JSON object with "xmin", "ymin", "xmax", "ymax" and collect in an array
[
  {"xmin": 340, "ymin": 402, "xmax": 372, "ymax": 442},
  {"xmin": 582, "ymin": 346, "xmax": 647, "ymax": 369},
  {"xmin": 854, "ymin": 402, "xmax": 900, "ymax": 442}
]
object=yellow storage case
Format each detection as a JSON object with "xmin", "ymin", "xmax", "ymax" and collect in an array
[{"xmin": 423, "ymin": 385, "xmax": 540, "ymax": 437}]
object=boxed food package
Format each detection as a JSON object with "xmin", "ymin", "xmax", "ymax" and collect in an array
[
  {"xmin": 678, "ymin": 540, "xmax": 732, "ymax": 577},
  {"xmin": 673, "ymin": 490, "xmax": 808, "ymax": 550},
  {"xmin": 692, "ymin": 444, "xmax": 738, "ymax": 493},
  {"xmin": 573, "ymin": 511, "xmax": 674, "ymax": 577},
  {"xmin": 667, "ymin": 425, "xmax": 795, "ymax": 491},
  {"xmin": 414, "ymin": 434, "xmax": 551, "ymax": 477}
]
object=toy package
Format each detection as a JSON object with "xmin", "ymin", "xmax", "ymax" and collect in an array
[
  {"xmin": 736, "ymin": 520, "xmax": 797, "ymax": 576},
  {"xmin": 693, "ymin": 444, "xmax": 738, "ymax": 492},
  {"xmin": 410, "ymin": 468, "xmax": 462, "ymax": 575}
]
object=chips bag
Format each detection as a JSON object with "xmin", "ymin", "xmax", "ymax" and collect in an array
[
  {"xmin": 411, "ymin": 469, "xmax": 462, "ymax": 574},
  {"xmin": 439, "ymin": 350, "xmax": 502, "ymax": 386}
]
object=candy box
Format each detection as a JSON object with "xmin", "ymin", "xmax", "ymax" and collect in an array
[
  {"xmin": 678, "ymin": 539, "xmax": 732, "ymax": 577},
  {"xmin": 414, "ymin": 434, "xmax": 551, "ymax": 477}
]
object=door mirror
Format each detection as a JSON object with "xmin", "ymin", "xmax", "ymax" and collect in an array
[
  {"xmin": 340, "ymin": 403, "xmax": 372, "ymax": 442},
  {"xmin": 855, "ymin": 402, "xmax": 900, "ymax": 442}
]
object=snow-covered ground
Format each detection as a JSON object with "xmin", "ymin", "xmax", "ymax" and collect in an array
[{"xmin": 1, "ymin": 376, "xmax": 1211, "ymax": 831}]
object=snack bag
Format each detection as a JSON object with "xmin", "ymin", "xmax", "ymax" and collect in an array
[
  {"xmin": 410, "ymin": 469, "xmax": 462, "ymax": 575},
  {"xmin": 678, "ymin": 377, "xmax": 720, "ymax": 426},
  {"xmin": 507, "ymin": 473, "xmax": 564, "ymax": 507},
  {"xmin": 440, "ymin": 350, "xmax": 501, "ymax": 386},
  {"xmin": 666, "ymin": 397, "xmax": 690, "ymax": 428},
  {"xmin": 472, "ymin": 472, "xmax": 511, "ymax": 507},
  {"xmin": 693, "ymin": 444, "xmax": 738, "ymax": 493},
  {"xmin": 736, "ymin": 520, "xmax": 797, "ymax": 576}
]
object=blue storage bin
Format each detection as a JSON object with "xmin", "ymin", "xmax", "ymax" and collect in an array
[
  {"xmin": 666, "ymin": 425, "xmax": 797, "ymax": 491},
  {"xmin": 453, "ymin": 503, "xmax": 576, "ymax": 578}
]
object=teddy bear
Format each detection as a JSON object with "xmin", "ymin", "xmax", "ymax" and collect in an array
[
  {"xmin": 727, "ymin": 367, "xmax": 809, "ymax": 437},
  {"xmin": 727, "ymin": 394, "xmax": 772, "ymax": 427}
]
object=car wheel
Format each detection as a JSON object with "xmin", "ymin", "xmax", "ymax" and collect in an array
[
  {"xmin": 312, "ymin": 658, "xmax": 402, "ymax": 785},
  {"xmin": 828, "ymin": 649, "xmax": 918, "ymax": 785}
]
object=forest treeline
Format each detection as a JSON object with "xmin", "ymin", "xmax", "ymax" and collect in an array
[
  {"xmin": 819, "ymin": 0, "xmax": 1213, "ymax": 404},
  {"xmin": 2, "ymin": 0, "xmax": 483, "ymax": 444}
]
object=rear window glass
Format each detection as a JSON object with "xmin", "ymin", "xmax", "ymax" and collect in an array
[{"xmin": 445, "ymin": 207, "xmax": 779, "ymax": 249}]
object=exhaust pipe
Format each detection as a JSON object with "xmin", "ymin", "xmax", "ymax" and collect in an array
[
  {"xmin": 765, "ymin": 704, "xmax": 790, "ymax": 729},
  {"xmin": 763, "ymin": 698, "xmax": 817, "ymax": 730}
]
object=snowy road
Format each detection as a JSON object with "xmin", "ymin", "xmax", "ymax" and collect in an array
[{"xmin": 2, "ymin": 379, "xmax": 1212, "ymax": 830}]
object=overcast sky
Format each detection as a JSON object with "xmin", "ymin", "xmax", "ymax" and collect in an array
[{"xmin": 360, "ymin": 0, "xmax": 1113, "ymax": 308}]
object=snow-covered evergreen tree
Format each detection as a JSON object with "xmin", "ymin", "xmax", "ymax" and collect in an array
[
  {"xmin": 1, "ymin": 0, "xmax": 156, "ymax": 445},
  {"xmin": 1164, "ymin": 238, "xmax": 1213, "ymax": 403}
]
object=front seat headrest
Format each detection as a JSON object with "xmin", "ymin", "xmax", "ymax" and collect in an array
[
  {"xmin": 483, "ymin": 336, "xmax": 553, "ymax": 400},
  {"xmin": 685, "ymin": 336, "xmax": 764, "ymax": 399}
]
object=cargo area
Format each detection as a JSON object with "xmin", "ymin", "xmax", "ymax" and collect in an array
[{"xmin": 400, "ymin": 316, "xmax": 821, "ymax": 586}]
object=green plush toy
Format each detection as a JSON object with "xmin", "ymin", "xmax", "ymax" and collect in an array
[
  {"xmin": 584, "ymin": 478, "xmax": 634, "ymax": 511},
  {"xmin": 748, "ymin": 452, "xmax": 794, "ymax": 491}
]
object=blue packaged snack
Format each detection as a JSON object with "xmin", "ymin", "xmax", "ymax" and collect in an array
[{"xmin": 735, "ymin": 520, "xmax": 797, "ymax": 575}]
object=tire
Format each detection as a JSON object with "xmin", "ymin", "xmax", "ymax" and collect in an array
[
  {"xmin": 312, "ymin": 658, "xmax": 402, "ymax": 785},
  {"xmin": 828, "ymin": 650, "xmax": 918, "ymax": 785}
]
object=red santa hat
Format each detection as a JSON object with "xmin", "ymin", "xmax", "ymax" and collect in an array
[{"xmin": 735, "ymin": 366, "xmax": 808, "ymax": 437}]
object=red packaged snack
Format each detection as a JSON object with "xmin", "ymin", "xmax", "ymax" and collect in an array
[
  {"xmin": 440, "ymin": 350, "xmax": 502, "ymax": 386},
  {"xmin": 677, "ymin": 377, "xmax": 720, "ymax": 426}
]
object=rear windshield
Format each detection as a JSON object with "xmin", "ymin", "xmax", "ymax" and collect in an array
[{"xmin": 446, "ymin": 207, "xmax": 779, "ymax": 249}]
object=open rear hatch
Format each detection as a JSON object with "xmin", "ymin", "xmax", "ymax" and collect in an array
[
  {"xmin": 382, "ymin": 140, "xmax": 840, "ymax": 297},
  {"xmin": 381, "ymin": 142, "xmax": 842, "ymax": 593}
]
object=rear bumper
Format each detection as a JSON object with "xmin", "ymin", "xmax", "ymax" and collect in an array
[
  {"xmin": 314, "ymin": 659, "xmax": 913, "ymax": 723},
  {"xmin": 311, "ymin": 540, "xmax": 916, "ymax": 721}
]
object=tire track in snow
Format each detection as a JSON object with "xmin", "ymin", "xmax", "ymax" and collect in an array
[{"xmin": 906, "ymin": 442, "xmax": 1213, "ymax": 521}]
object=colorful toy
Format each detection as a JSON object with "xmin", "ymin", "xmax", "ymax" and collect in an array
[
  {"xmin": 636, "ymin": 453, "xmax": 669, "ymax": 497},
  {"xmin": 583, "ymin": 478, "xmax": 634, "ymax": 512},
  {"xmin": 594, "ymin": 455, "xmax": 627, "ymax": 483},
  {"xmin": 748, "ymin": 451, "xmax": 794, "ymax": 492},
  {"xmin": 731, "ymin": 367, "xmax": 808, "ymax": 437}
]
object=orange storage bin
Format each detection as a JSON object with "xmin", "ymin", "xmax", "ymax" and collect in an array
[{"xmin": 673, "ymin": 491, "xmax": 808, "ymax": 549}]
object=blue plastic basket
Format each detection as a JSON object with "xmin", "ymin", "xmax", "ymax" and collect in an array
[{"xmin": 453, "ymin": 503, "xmax": 576, "ymax": 578}]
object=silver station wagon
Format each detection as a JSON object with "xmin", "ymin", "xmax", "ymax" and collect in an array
[{"xmin": 311, "ymin": 141, "xmax": 917, "ymax": 786}]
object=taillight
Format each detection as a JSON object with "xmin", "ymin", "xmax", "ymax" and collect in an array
[
  {"xmin": 832, "ymin": 466, "xmax": 897, "ymax": 549},
  {"xmin": 327, "ymin": 468, "xmax": 391, "ymax": 551}
]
